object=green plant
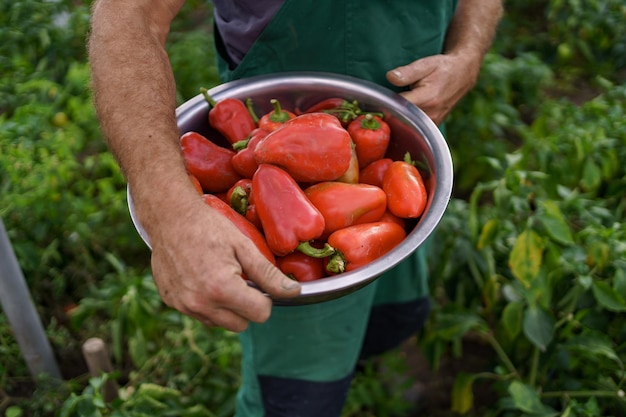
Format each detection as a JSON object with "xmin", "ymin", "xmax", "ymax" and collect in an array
[{"xmin": 422, "ymin": 83, "xmax": 626, "ymax": 416}]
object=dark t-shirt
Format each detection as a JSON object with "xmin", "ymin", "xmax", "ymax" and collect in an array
[{"xmin": 211, "ymin": 0, "xmax": 285, "ymax": 65}]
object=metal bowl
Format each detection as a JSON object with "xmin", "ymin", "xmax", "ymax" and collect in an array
[{"xmin": 128, "ymin": 72, "xmax": 453, "ymax": 305}]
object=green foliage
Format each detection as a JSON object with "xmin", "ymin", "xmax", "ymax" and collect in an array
[
  {"xmin": 496, "ymin": 0, "xmax": 626, "ymax": 81},
  {"xmin": 424, "ymin": 83, "xmax": 626, "ymax": 415}
]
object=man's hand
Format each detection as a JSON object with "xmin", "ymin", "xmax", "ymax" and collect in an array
[
  {"xmin": 387, "ymin": 0, "xmax": 503, "ymax": 125},
  {"xmin": 146, "ymin": 193, "xmax": 301, "ymax": 333},
  {"xmin": 386, "ymin": 53, "xmax": 479, "ymax": 125}
]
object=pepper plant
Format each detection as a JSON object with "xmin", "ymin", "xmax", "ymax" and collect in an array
[{"xmin": 423, "ymin": 82, "xmax": 626, "ymax": 416}]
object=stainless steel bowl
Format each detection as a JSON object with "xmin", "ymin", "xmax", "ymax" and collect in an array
[{"xmin": 128, "ymin": 72, "xmax": 453, "ymax": 305}]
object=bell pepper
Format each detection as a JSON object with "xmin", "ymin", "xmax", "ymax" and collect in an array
[
  {"xmin": 347, "ymin": 113, "xmax": 391, "ymax": 169},
  {"xmin": 202, "ymin": 193, "xmax": 276, "ymax": 267},
  {"xmin": 231, "ymin": 128, "xmax": 269, "ymax": 179},
  {"xmin": 200, "ymin": 87, "xmax": 257, "ymax": 145},
  {"xmin": 253, "ymin": 112, "xmax": 353, "ymax": 183},
  {"xmin": 258, "ymin": 98, "xmax": 296, "ymax": 132},
  {"xmin": 252, "ymin": 164, "xmax": 335, "ymax": 257},
  {"xmin": 277, "ymin": 251, "xmax": 326, "ymax": 283},
  {"xmin": 180, "ymin": 131, "xmax": 242, "ymax": 193},
  {"xmin": 304, "ymin": 181, "xmax": 387, "ymax": 238},
  {"xmin": 226, "ymin": 178, "xmax": 262, "ymax": 231},
  {"xmin": 359, "ymin": 158, "xmax": 394, "ymax": 188},
  {"xmin": 382, "ymin": 152, "xmax": 428, "ymax": 219},
  {"xmin": 326, "ymin": 221, "xmax": 407, "ymax": 274}
]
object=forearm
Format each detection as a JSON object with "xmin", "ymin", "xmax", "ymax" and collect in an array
[
  {"xmin": 444, "ymin": 0, "xmax": 504, "ymax": 78},
  {"xmin": 88, "ymin": 0, "xmax": 193, "ymax": 222}
]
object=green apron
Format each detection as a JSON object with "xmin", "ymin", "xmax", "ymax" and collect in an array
[{"xmin": 213, "ymin": 1, "xmax": 458, "ymax": 415}]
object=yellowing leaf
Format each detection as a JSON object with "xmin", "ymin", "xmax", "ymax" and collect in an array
[
  {"xmin": 509, "ymin": 229, "xmax": 544, "ymax": 288},
  {"xmin": 451, "ymin": 372, "xmax": 476, "ymax": 414}
]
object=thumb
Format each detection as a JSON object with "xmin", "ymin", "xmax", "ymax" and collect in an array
[
  {"xmin": 238, "ymin": 245, "xmax": 302, "ymax": 298},
  {"xmin": 386, "ymin": 58, "xmax": 436, "ymax": 88}
]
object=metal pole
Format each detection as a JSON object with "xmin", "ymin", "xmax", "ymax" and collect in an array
[{"xmin": 0, "ymin": 216, "xmax": 62, "ymax": 380}]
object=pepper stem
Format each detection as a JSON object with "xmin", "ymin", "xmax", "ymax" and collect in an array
[
  {"xmin": 229, "ymin": 186, "xmax": 249, "ymax": 216},
  {"xmin": 404, "ymin": 152, "xmax": 415, "ymax": 165},
  {"xmin": 360, "ymin": 113, "xmax": 382, "ymax": 130},
  {"xmin": 269, "ymin": 98, "xmax": 292, "ymax": 123},
  {"xmin": 232, "ymin": 137, "xmax": 250, "ymax": 151},
  {"xmin": 200, "ymin": 87, "xmax": 217, "ymax": 108},
  {"xmin": 246, "ymin": 98, "xmax": 260, "ymax": 123},
  {"xmin": 326, "ymin": 252, "xmax": 346, "ymax": 274},
  {"xmin": 296, "ymin": 241, "xmax": 336, "ymax": 258}
]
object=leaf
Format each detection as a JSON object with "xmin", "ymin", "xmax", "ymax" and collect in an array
[
  {"xmin": 523, "ymin": 305, "xmax": 554, "ymax": 351},
  {"xmin": 592, "ymin": 280, "xmax": 626, "ymax": 312},
  {"xmin": 509, "ymin": 229, "xmax": 544, "ymax": 288},
  {"xmin": 508, "ymin": 381, "xmax": 558, "ymax": 416},
  {"xmin": 433, "ymin": 313, "xmax": 484, "ymax": 341},
  {"xmin": 614, "ymin": 268, "xmax": 626, "ymax": 300},
  {"xmin": 477, "ymin": 218, "xmax": 499, "ymax": 250},
  {"xmin": 451, "ymin": 372, "xmax": 476, "ymax": 414},
  {"xmin": 5, "ymin": 406, "xmax": 23, "ymax": 417},
  {"xmin": 502, "ymin": 300, "xmax": 524, "ymax": 338},
  {"xmin": 580, "ymin": 157, "xmax": 602, "ymax": 192},
  {"xmin": 566, "ymin": 333, "xmax": 623, "ymax": 369},
  {"xmin": 537, "ymin": 200, "xmax": 574, "ymax": 245}
]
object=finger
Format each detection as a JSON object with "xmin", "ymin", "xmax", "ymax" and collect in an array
[
  {"xmin": 386, "ymin": 58, "xmax": 437, "ymax": 87},
  {"xmin": 236, "ymin": 243, "xmax": 302, "ymax": 299}
]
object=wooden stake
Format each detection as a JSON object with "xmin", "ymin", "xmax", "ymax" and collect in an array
[{"xmin": 81, "ymin": 337, "xmax": 119, "ymax": 402}]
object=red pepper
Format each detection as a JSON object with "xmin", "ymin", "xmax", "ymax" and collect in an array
[
  {"xmin": 326, "ymin": 221, "xmax": 407, "ymax": 274},
  {"xmin": 379, "ymin": 210, "xmax": 406, "ymax": 230},
  {"xmin": 226, "ymin": 178, "xmax": 262, "ymax": 231},
  {"xmin": 180, "ymin": 131, "xmax": 242, "ymax": 193},
  {"xmin": 201, "ymin": 87, "xmax": 257, "ymax": 145},
  {"xmin": 252, "ymin": 164, "xmax": 334, "ymax": 257},
  {"xmin": 277, "ymin": 251, "xmax": 326, "ymax": 282},
  {"xmin": 304, "ymin": 182, "xmax": 387, "ymax": 238},
  {"xmin": 258, "ymin": 98, "xmax": 296, "ymax": 132},
  {"xmin": 202, "ymin": 193, "xmax": 276, "ymax": 267},
  {"xmin": 359, "ymin": 158, "xmax": 394, "ymax": 188},
  {"xmin": 231, "ymin": 128, "xmax": 270, "ymax": 179},
  {"xmin": 253, "ymin": 112, "xmax": 353, "ymax": 183},
  {"xmin": 382, "ymin": 152, "xmax": 428, "ymax": 219},
  {"xmin": 336, "ymin": 143, "xmax": 359, "ymax": 184},
  {"xmin": 347, "ymin": 113, "xmax": 391, "ymax": 169}
]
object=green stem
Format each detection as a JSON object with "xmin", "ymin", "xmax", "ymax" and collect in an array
[
  {"xmin": 359, "ymin": 113, "xmax": 381, "ymax": 130},
  {"xmin": 229, "ymin": 186, "xmax": 248, "ymax": 216},
  {"xmin": 269, "ymin": 98, "xmax": 291, "ymax": 123},
  {"xmin": 326, "ymin": 252, "xmax": 346, "ymax": 274},
  {"xmin": 541, "ymin": 390, "xmax": 624, "ymax": 399},
  {"xmin": 403, "ymin": 151, "xmax": 415, "ymax": 165},
  {"xmin": 482, "ymin": 331, "xmax": 519, "ymax": 378},
  {"xmin": 245, "ymin": 98, "xmax": 259, "ymax": 123},
  {"xmin": 199, "ymin": 87, "xmax": 217, "ymax": 108},
  {"xmin": 232, "ymin": 137, "xmax": 250, "ymax": 151},
  {"xmin": 296, "ymin": 241, "xmax": 335, "ymax": 258}
]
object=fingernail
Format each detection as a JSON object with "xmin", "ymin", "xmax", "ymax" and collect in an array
[
  {"xmin": 282, "ymin": 278, "xmax": 301, "ymax": 290},
  {"xmin": 392, "ymin": 70, "xmax": 404, "ymax": 80}
]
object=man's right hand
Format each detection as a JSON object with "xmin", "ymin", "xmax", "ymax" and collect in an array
[{"xmin": 145, "ymin": 190, "xmax": 301, "ymax": 333}]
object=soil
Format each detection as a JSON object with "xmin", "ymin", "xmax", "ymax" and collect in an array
[{"xmin": 398, "ymin": 335, "xmax": 498, "ymax": 417}]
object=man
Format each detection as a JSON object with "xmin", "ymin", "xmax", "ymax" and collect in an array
[{"xmin": 88, "ymin": 1, "xmax": 503, "ymax": 415}]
